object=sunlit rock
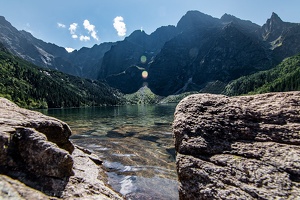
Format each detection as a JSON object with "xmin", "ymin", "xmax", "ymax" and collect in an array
[
  {"xmin": 173, "ymin": 92, "xmax": 300, "ymax": 199},
  {"xmin": 0, "ymin": 97, "xmax": 123, "ymax": 199}
]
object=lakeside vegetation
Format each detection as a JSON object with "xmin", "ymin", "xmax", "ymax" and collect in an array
[
  {"xmin": 124, "ymin": 86, "xmax": 200, "ymax": 105},
  {"xmin": 124, "ymin": 86, "xmax": 162, "ymax": 104}
]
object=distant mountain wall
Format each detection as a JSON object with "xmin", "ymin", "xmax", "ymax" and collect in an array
[{"xmin": 1, "ymin": 11, "xmax": 300, "ymax": 96}]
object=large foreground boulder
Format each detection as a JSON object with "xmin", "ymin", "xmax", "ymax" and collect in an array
[
  {"xmin": 173, "ymin": 92, "xmax": 300, "ymax": 199},
  {"xmin": 0, "ymin": 97, "xmax": 123, "ymax": 199}
]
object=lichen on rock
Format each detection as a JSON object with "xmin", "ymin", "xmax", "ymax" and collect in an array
[{"xmin": 173, "ymin": 92, "xmax": 300, "ymax": 199}]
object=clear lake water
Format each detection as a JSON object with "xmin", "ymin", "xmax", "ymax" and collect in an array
[{"xmin": 42, "ymin": 104, "xmax": 179, "ymax": 200}]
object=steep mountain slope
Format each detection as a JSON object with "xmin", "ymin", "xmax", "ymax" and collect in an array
[
  {"xmin": 220, "ymin": 13, "xmax": 261, "ymax": 34},
  {"xmin": 67, "ymin": 42, "xmax": 114, "ymax": 79},
  {"xmin": 223, "ymin": 53, "xmax": 300, "ymax": 96},
  {"xmin": 0, "ymin": 46, "xmax": 124, "ymax": 108},
  {"xmin": 0, "ymin": 16, "xmax": 114, "ymax": 79},
  {"xmin": 95, "ymin": 11, "xmax": 300, "ymax": 96},
  {"xmin": 148, "ymin": 11, "xmax": 273, "ymax": 96},
  {"xmin": 260, "ymin": 12, "xmax": 300, "ymax": 61},
  {"xmin": 261, "ymin": 12, "xmax": 295, "ymax": 42},
  {"xmin": 98, "ymin": 26, "xmax": 179, "ymax": 93},
  {"xmin": 0, "ymin": 16, "xmax": 80, "ymax": 75}
]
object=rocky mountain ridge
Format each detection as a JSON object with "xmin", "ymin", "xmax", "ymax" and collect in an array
[
  {"xmin": 1, "ymin": 11, "xmax": 300, "ymax": 96},
  {"xmin": 0, "ymin": 16, "xmax": 77, "ymax": 75},
  {"xmin": 98, "ymin": 11, "xmax": 300, "ymax": 96},
  {"xmin": 147, "ymin": 11, "xmax": 296, "ymax": 96},
  {"xmin": 0, "ymin": 16, "xmax": 115, "ymax": 79}
]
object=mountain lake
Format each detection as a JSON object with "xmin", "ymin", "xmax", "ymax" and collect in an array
[{"xmin": 41, "ymin": 103, "xmax": 179, "ymax": 200}]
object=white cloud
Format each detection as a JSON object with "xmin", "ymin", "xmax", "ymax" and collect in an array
[
  {"xmin": 67, "ymin": 20, "xmax": 100, "ymax": 42},
  {"xmin": 80, "ymin": 35, "xmax": 90, "ymax": 41},
  {"xmin": 57, "ymin": 23, "xmax": 66, "ymax": 28},
  {"xmin": 113, "ymin": 16, "xmax": 126, "ymax": 37},
  {"xmin": 65, "ymin": 47, "xmax": 75, "ymax": 53},
  {"xmin": 83, "ymin": 20, "xmax": 99, "ymax": 41},
  {"xmin": 69, "ymin": 23, "xmax": 78, "ymax": 34}
]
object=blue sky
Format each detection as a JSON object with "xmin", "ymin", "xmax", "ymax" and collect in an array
[{"xmin": 1, "ymin": 0, "xmax": 299, "ymax": 51}]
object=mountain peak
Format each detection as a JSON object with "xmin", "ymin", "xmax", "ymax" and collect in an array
[
  {"xmin": 0, "ymin": 16, "xmax": 7, "ymax": 23},
  {"xmin": 177, "ymin": 10, "xmax": 220, "ymax": 31},
  {"xmin": 125, "ymin": 29, "xmax": 149, "ymax": 43},
  {"xmin": 270, "ymin": 12, "xmax": 283, "ymax": 23},
  {"xmin": 220, "ymin": 13, "xmax": 260, "ymax": 33},
  {"xmin": 265, "ymin": 12, "xmax": 284, "ymax": 28},
  {"xmin": 221, "ymin": 13, "xmax": 237, "ymax": 22},
  {"xmin": 0, "ymin": 16, "xmax": 14, "ymax": 28},
  {"xmin": 261, "ymin": 12, "xmax": 286, "ymax": 41}
]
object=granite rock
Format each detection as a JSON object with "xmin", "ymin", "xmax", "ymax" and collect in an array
[
  {"xmin": 0, "ymin": 97, "xmax": 74, "ymax": 153},
  {"xmin": 0, "ymin": 175, "xmax": 57, "ymax": 200},
  {"xmin": 0, "ymin": 97, "xmax": 123, "ymax": 199},
  {"xmin": 173, "ymin": 92, "xmax": 300, "ymax": 199}
]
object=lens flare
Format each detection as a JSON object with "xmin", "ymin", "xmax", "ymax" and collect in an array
[
  {"xmin": 142, "ymin": 70, "xmax": 148, "ymax": 79},
  {"xmin": 140, "ymin": 55, "xmax": 147, "ymax": 64}
]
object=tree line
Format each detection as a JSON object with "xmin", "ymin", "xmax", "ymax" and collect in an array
[{"xmin": 223, "ymin": 53, "xmax": 300, "ymax": 96}]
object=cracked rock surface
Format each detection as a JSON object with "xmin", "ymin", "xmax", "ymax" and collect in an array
[
  {"xmin": 0, "ymin": 97, "xmax": 123, "ymax": 199},
  {"xmin": 173, "ymin": 92, "xmax": 300, "ymax": 200}
]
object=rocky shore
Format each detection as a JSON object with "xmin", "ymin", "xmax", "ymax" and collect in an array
[
  {"xmin": 2, "ymin": 91, "xmax": 300, "ymax": 199},
  {"xmin": 0, "ymin": 97, "xmax": 123, "ymax": 199},
  {"xmin": 173, "ymin": 92, "xmax": 300, "ymax": 199}
]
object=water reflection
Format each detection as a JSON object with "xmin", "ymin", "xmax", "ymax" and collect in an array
[{"xmin": 42, "ymin": 104, "xmax": 178, "ymax": 199}]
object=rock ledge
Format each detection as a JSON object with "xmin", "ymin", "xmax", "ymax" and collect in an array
[{"xmin": 0, "ymin": 97, "xmax": 123, "ymax": 199}]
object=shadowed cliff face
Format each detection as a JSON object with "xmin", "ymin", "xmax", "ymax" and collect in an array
[
  {"xmin": 98, "ymin": 26, "xmax": 179, "ymax": 93},
  {"xmin": 105, "ymin": 11, "xmax": 300, "ymax": 96},
  {"xmin": 147, "ymin": 11, "xmax": 282, "ymax": 96},
  {"xmin": 147, "ymin": 21, "xmax": 273, "ymax": 96},
  {"xmin": 261, "ymin": 12, "xmax": 291, "ymax": 42},
  {"xmin": 260, "ymin": 12, "xmax": 300, "ymax": 61},
  {"xmin": 173, "ymin": 92, "xmax": 300, "ymax": 199}
]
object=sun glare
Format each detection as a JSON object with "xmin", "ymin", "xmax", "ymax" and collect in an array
[
  {"xmin": 140, "ymin": 55, "xmax": 147, "ymax": 64},
  {"xmin": 142, "ymin": 70, "xmax": 148, "ymax": 79}
]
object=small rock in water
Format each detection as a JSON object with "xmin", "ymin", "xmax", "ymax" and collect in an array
[{"xmin": 138, "ymin": 135, "xmax": 160, "ymax": 142}]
